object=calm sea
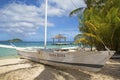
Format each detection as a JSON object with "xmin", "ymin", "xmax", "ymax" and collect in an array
[{"xmin": 0, "ymin": 41, "xmax": 76, "ymax": 59}]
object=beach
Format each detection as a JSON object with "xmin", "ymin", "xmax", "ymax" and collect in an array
[{"xmin": 0, "ymin": 58, "xmax": 120, "ymax": 80}]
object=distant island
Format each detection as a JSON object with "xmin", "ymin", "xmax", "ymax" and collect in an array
[{"xmin": 8, "ymin": 38, "xmax": 22, "ymax": 42}]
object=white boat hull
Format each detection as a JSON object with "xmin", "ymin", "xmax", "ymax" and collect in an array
[{"xmin": 17, "ymin": 49, "xmax": 114, "ymax": 72}]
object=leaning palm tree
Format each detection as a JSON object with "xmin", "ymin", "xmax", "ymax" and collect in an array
[{"xmin": 70, "ymin": 0, "xmax": 120, "ymax": 51}]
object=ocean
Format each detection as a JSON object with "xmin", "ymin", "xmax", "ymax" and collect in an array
[{"xmin": 0, "ymin": 41, "xmax": 77, "ymax": 59}]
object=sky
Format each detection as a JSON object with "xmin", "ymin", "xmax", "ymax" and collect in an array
[{"xmin": 0, "ymin": 0, "xmax": 86, "ymax": 41}]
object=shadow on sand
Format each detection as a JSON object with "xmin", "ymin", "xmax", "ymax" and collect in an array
[
  {"xmin": 98, "ymin": 59, "xmax": 120, "ymax": 79},
  {"xmin": 34, "ymin": 65, "xmax": 91, "ymax": 80},
  {"xmin": 0, "ymin": 59, "xmax": 119, "ymax": 80},
  {"xmin": 34, "ymin": 59, "xmax": 120, "ymax": 80}
]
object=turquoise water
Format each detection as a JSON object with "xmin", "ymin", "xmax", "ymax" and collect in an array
[
  {"xmin": 0, "ymin": 48, "xmax": 18, "ymax": 59},
  {"xmin": 0, "ymin": 41, "xmax": 77, "ymax": 59}
]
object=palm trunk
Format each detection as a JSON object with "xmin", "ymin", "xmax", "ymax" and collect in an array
[
  {"xmin": 90, "ymin": 44, "xmax": 92, "ymax": 51},
  {"xmin": 115, "ymin": 40, "xmax": 118, "ymax": 51}
]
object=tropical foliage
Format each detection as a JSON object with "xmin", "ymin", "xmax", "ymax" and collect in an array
[
  {"xmin": 8, "ymin": 38, "xmax": 22, "ymax": 42},
  {"xmin": 70, "ymin": 0, "xmax": 120, "ymax": 51}
]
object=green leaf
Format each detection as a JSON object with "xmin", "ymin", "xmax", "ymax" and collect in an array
[{"xmin": 69, "ymin": 8, "xmax": 83, "ymax": 16}]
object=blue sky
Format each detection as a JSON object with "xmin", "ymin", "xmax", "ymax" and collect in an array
[{"xmin": 0, "ymin": 0, "xmax": 86, "ymax": 41}]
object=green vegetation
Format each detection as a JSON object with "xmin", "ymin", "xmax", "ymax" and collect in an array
[
  {"xmin": 8, "ymin": 38, "xmax": 22, "ymax": 42},
  {"xmin": 70, "ymin": 0, "xmax": 120, "ymax": 51}
]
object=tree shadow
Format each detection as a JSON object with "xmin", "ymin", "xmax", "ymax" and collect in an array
[
  {"xmin": 34, "ymin": 59, "xmax": 120, "ymax": 80},
  {"xmin": 0, "ymin": 66, "xmax": 36, "ymax": 79},
  {"xmin": 0, "ymin": 60, "xmax": 42, "ymax": 80},
  {"xmin": 99, "ymin": 63, "xmax": 120, "ymax": 79},
  {"xmin": 34, "ymin": 65, "xmax": 91, "ymax": 80},
  {"xmin": 110, "ymin": 59, "xmax": 120, "ymax": 63},
  {"xmin": 1, "ymin": 58, "xmax": 119, "ymax": 80}
]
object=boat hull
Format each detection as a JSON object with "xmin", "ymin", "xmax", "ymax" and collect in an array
[{"xmin": 17, "ymin": 49, "xmax": 114, "ymax": 72}]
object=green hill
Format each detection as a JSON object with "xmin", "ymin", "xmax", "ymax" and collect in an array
[{"xmin": 8, "ymin": 38, "xmax": 22, "ymax": 42}]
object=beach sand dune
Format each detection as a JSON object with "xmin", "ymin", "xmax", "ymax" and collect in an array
[{"xmin": 0, "ymin": 58, "xmax": 120, "ymax": 80}]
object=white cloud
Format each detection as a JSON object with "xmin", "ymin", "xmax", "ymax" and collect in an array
[
  {"xmin": 0, "ymin": 3, "xmax": 54, "ymax": 36},
  {"xmin": 38, "ymin": 0, "xmax": 86, "ymax": 17},
  {"xmin": 0, "ymin": 0, "xmax": 85, "ymax": 39},
  {"xmin": 48, "ymin": 0, "xmax": 85, "ymax": 16},
  {"xmin": 40, "ymin": 3, "xmax": 66, "ymax": 17}
]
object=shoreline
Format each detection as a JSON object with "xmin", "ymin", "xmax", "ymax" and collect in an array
[
  {"xmin": 0, "ymin": 58, "xmax": 120, "ymax": 80},
  {"xmin": 0, "ymin": 55, "xmax": 19, "ymax": 60}
]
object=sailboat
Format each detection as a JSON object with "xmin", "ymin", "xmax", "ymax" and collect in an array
[{"xmin": 17, "ymin": 0, "xmax": 115, "ymax": 72}]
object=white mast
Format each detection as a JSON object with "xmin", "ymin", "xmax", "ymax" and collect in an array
[{"xmin": 44, "ymin": 0, "xmax": 48, "ymax": 49}]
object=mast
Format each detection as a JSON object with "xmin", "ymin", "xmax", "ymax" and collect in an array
[{"xmin": 44, "ymin": 0, "xmax": 48, "ymax": 49}]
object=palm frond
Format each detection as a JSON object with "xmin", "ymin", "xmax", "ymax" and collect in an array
[
  {"xmin": 74, "ymin": 34, "xmax": 83, "ymax": 40},
  {"xmin": 69, "ymin": 8, "xmax": 83, "ymax": 17},
  {"xmin": 85, "ymin": 21, "xmax": 97, "ymax": 31},
  {"xmin": 82, "ymin": 33, "xmax": 105, "ymax": 46},
  {"xmin": 74, "ymin": 37, "xmax": 89, "ymax": 44}
]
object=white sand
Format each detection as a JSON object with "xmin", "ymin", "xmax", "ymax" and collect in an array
[{"xmin": 0, "ymin": 58, "xmax": 120, "ymax": 80}]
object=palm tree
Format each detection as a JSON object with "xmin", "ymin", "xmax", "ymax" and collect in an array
[{"xmin": 70, "ymin": 0, "xmax": 120, "ymax": 51}]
